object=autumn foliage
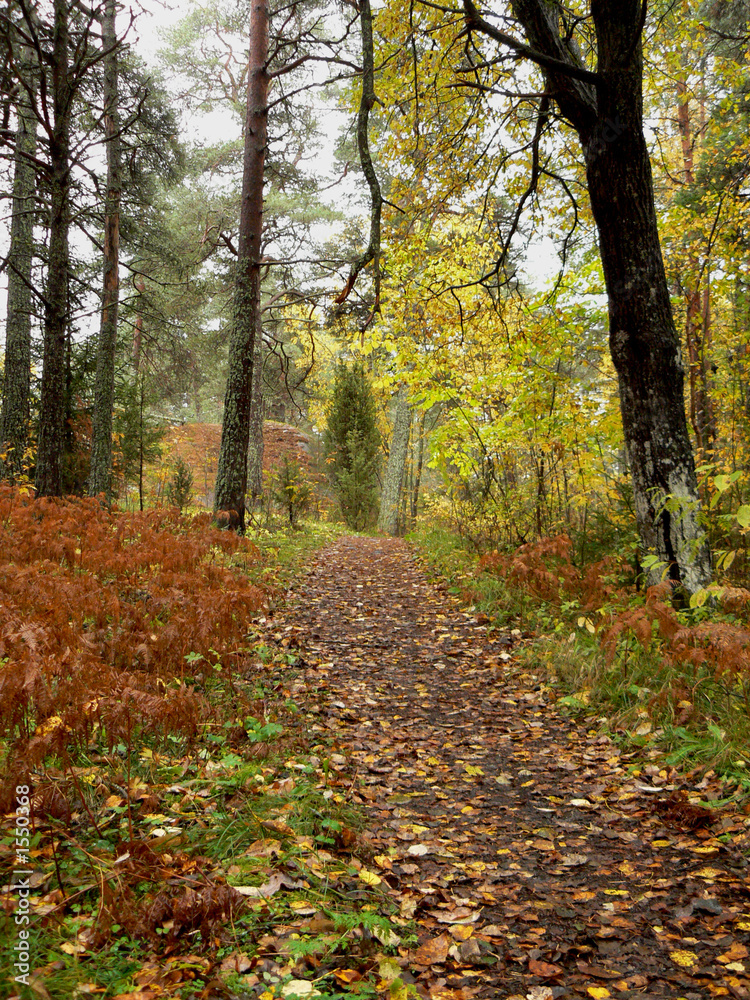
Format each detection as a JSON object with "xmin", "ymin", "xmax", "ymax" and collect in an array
[
  {"xmin": 478, "ymin": 533, "xmax": 750, "ymax": 704},
  {"xmin": 0, "ymin": 486, "xmax": 265, "ymax": 804}
]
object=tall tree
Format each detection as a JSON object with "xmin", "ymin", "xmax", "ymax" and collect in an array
[
  {"xmin": 377, "ymin": 384, "xmax": 411, "ymax": 535},
  {"xmin": 459, "ymin": 0, "xmax": 712, "ymax": 593},
  {"xmin": 246, "ymin": 311, "xmax": 265, "ymax": 498},
  {"xmin": 213, "ymin": 0, "xmax": 269, "ymax": 528},
  {"xmin": 35, "ymin": 0, "xmax": 72, "ymax": 497},
  {"xmin": 88, "ymin": 0, "xmax": 121, "ymax": 499},
  {"xmin": 0, "ymin": 3, "xmax": 37, "ymax": 481}
]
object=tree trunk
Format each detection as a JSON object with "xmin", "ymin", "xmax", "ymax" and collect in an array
[
  {"xmin": 1, "ymin": 15, "xmax": 37, "ymax": 482},
  {"xmin": 214, "ymin": 0, "xmax": 269, "ymax": 530},
  {"xmin": 132, "ymin": 275, "xmax": 145, "ymax": 371},
  {"xmin": 35, "ymin": 0, "xmax": 71, "ymax": 498},
  {"xmin": 584, "ymin": 2, "xmax": 711, "ymax": 593},
  {"xmin": 377, "ymin": 385, "xmax": 411, "ymax": 535},
  {"xmin": 676, "ymin": 79, "xmax": 715, "ymax": 458},
  {"xmin": 465, "ymin": 0, "xmax": 711, "ymax": 593},
  {"xmin": 88, "ymin": 0, "xmax": 121, "ymax": 500},
  {"xmin": 410, "ymin": 408, "xmax": 425, "ymax": 523},
  {"xmin": 246, "ymin": 312, "xmax": 265, "ymax": 497}
]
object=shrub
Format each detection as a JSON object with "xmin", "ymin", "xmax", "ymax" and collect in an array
[
  {"xmin": 270, "ymin": 456, "xmax": 312, "ymax": 526},
  {"xmin": 323, "ymin": 361, "xmax": 381, "ymax": 529},
  {"xmin": 165, "ymin": 456, "xmax": 194, "ymax": 512}
]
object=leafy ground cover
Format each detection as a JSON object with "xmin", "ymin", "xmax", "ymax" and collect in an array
[
  {"xmin": 410, "ymin": 526, "xmax": 750, "ymax": 797},
  {"xmin": 5, "ymin": 505, "xmax": 750, "ymax": 1000},
  {"xmin": 276, "ymin": 535, "xmax": 750, "ymax": 1000},
  {"xmin": 0, "ymin": 494, "xmax": 400, "ymax": 1000}
]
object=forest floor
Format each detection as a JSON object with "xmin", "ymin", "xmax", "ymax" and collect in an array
[{"xmin": 276, "ymin": 534, "xmax": 750, "ymax": 1000}]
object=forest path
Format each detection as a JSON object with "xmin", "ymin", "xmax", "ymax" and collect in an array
[{"xmin": 277, "ymin": 535, "xmax": 749, "ymax": 1000}]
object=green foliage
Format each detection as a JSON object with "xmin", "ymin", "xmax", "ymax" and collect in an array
[
  {"xmin": 112, "ymin": 376, "xmax": 165, "ymax": 498},
  {"xmin": 165, "ymin": 456, "xmax": 194, "ymax": 512},
  {"xmin": 323, "ymin": 361, "xmax": 381, "ymax": 529},
  {"xmin": 270, "ymin": 456, "xmax": 312, "ymax": 526}
]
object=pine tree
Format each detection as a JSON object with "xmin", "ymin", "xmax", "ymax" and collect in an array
[{"xmin": 324, "ymin": 361, "xmax": 381, "ymax": 530}]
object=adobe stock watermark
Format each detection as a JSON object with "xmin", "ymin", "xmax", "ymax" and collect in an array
[
  {"xmin": 11, "ymin": 784, "xmax": 34, "ymax": 990},
  {"xmin": 587, "ymin": 116, "xmax": 626, "ymax": 159}
]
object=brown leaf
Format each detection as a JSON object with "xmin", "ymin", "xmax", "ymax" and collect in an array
[
  {"xmin": 415, "ymin": 932, "xmax": 452, "ymax": 965},
  {"xmin": 528, "ymin": 959, "xmax": 563, "ymax": 977}
]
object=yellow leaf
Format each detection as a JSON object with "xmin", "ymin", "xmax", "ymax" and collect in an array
[
  {"xmin": 358, "ymin": 868, "xmax": 382, "ymax": 886},
  {"xmin": 670, "ymin": 950, "xmax": 698, "ymax": 968},
  {"xmin": 60, "ymin": 941, "xmax": 87, "ymax": 955},
  {"xmin": 378, "ymin": 957, "xmax": 401, "ymax": 982},
  {"xmin": 586, "ymin": 989, "xmax": 611, "ymax": 999},
  {"xmin": 332, "ymin": 969, "xmax": 360, "ymax": 985}
]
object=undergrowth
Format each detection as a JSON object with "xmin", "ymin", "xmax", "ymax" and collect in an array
[
  {"xmin": 410, "ymin": 525, "xmax": 750, "ymax": 799},
  {"xmin": 0, "ymin": 492, "xmax": 404, "ymax": 1000}
]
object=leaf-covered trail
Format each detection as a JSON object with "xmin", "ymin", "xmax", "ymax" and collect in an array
[{"xmin": 278, "ymin": 536, "xmax": 749, "ymax": 1000}]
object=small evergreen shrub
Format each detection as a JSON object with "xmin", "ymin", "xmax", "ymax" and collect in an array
[
  {"xmin": 323, "ymin": 361, "xmax": 381, "ymax": 529},
  {"xmin": 270, "ymin": 456, "xmax": 312, "ymax": 526},
  {"xmin": 165, "ymin": 456, "xmax": 194, "ymax": 512}
]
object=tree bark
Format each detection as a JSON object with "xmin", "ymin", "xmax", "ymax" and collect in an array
[
  {"xmin": 378, "ymin": 385, "xmax": 411, "ymax": 535},
  {"xmin": 410, "ymin": 408, "xmax": 425, "ymax": 523},
  {"xmin": 35, "ymin": 0, "xmax": 71, "ymax": 498},
  {"xmin": 1, "ymin": 12, "xmax": 37, "ymax": 482},
  {"xmin": 214, "ymin": 0, "xmax": 269, "ymax": 529},
  {"xmin": 676, "ymin": 78, "xmax": 715, "ymax": 458},
  {"xmin": 465, "ymin": 0, "xmax": 711, "ymax": 593},
  {"xmin": 246, "ymin": 311, "xmax": 265, "ymax": 498},
  {"xmin": 88, "ymin": 0, "xmax": 121, "ymax": 500}
]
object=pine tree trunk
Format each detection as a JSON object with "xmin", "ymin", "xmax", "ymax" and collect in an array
[
  {"xmin": 36, "ymin": 0, "xmax": 71, "ymax": 498},
  {"xmin": 377, "ymin": 385, "xmax": 411, "ymax": 535},
  {"xmin": 214, "ymin": 0, "xmax": 269, "ymax": 529},
  {"xmin": 1, "ymin": 17, "xmax": 37, "ymax": 482},
  {"xmin": 246, "ymin": 312, "xmax": 265, "ymax": 498},
  {"xmin": 88, "ymin": 0, "xmax": 121, "ymax": 500}
]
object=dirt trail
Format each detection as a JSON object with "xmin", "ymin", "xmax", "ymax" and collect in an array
[{"xmin": 278, "ymin": 536, "xmax": 750, "ymax": 1000}]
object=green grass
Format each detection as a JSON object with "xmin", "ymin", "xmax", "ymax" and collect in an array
[{"xmin": 248, "ymin": 519, "xmax": 351, "ymax": 593}]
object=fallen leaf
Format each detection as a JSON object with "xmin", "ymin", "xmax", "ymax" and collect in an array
[
  {"xmin": 234, "ymin": 872, "xmax": 306, "ymax": 898},
  {"xmin": 281, "ymin": 981, "xmax": 321, "ymax": 998},
  {"xmin": 670, "ymin": 950, "xmax": 698, "ymax": 968},
  {"xmin": 358, "ymin": 868, "xmax": 382, "ymax": 886},
  {"xmin": 407, "ymin": 843, "xmax": 430, "ymax": 856},
  {"xmin": 415, "ymin": 933, "xmax": 452, "ymax": 965},
  {"xmin": 528, "ymin": 959, "xmax": 563, "ymax": 977}
]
